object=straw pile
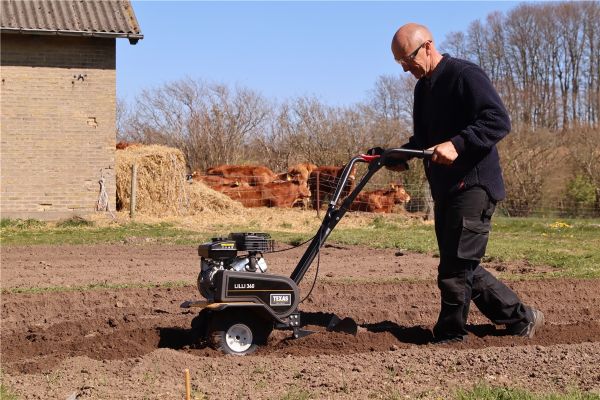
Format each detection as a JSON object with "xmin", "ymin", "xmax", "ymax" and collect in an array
[
  {"xmin": 116, "ymin": 144, "xmax": 242, "ymax": 216},
  {"xmin": 185, "ymin": 181, "xmax": 244, "ymax": 213}
]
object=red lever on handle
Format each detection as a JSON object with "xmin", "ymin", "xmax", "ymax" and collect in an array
[{"xmin": 359, "ymin": 154, "xmax": 380, "ymax": 163}]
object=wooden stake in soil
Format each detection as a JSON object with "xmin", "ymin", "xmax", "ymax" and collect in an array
[
  {"xmin": 130, "ymin": 164, "xmax": 137, "ymax": 219},
  {"xmin": 184, "ymin": 368, "xmax": 191, "ymax": 400}
]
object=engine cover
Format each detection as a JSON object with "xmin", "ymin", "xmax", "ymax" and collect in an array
[
  {"xmin": 198, "ymin": 239, "xmax": 237, "ymax": 260},
  {"xmin": 212, "ymin": 270, "xmax": 300, "ymax": 318}
]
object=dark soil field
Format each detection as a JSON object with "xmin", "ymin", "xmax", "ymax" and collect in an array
[{"xmin": 1, "ymin": 244, "xmax": 599, "ymax": 399}]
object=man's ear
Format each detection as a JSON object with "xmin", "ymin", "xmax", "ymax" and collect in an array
[{"xmin": 422, "ymin": 39, "xmax": 432, "ymax": 54}]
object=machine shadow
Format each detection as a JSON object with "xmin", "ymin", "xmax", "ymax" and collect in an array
[
  {"xmin": 465, "ymin": 323, "xmax": 504, "ymax": 337},
  {"xmin": 300, "ymin": 311, "xmax": 350, "ymax": 327},
  {"xmin": 362, "ymin": 320, "xmax": 433, "ymax": 344},
  {"xmin": 362, "ymin": 321, "xmax": 505, "ymax": 344},
  {"xmin": 156, "ymin": 313, "xmax": 506, "ymax": 350},
  {"xmin": 301, "ymin": 312, "xmax": 433, "ymax": 344},
  {"xmin": 157, "ymin": 327, "xmax": 198, "ymax": 350},
  {"xmin": 156, "ymin": 323, "xmax": 506, "ymax": 351}
]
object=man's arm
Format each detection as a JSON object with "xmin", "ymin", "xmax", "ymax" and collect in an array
[{"xmin": 449, "ymin": 66, "xmax": 511, "ymax": 155}]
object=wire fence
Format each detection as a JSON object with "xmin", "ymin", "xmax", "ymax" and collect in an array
[
  {"xmin": 399, "ymin": 183, "xmax": 599, "ymax": 218},
  {"xmin": 192, "ymin": 173, "xmax": 599, "ymax": 218},
  {"xmin": 195, "ymin": 174, "xmax": 600, "ymax": 218}
]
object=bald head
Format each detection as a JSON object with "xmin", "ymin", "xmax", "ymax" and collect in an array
[
  {"xmin": 391, "ymin": 23, "xmax": 442, "ymax": 79},
  {"xmin": 391, "ymin": 23, "xmax": 434, "ymax": 59}
]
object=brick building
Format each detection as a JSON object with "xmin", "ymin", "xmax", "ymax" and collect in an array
[{"xmin": 1, "ymin": 0, "xmax": 142, "ymax": 219}]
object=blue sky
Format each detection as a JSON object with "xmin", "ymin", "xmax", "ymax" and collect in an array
[{"xmin": 117, "ymin": 1, "xmax": 520, "ymax": 107}]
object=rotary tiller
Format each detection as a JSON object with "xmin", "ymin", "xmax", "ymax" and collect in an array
[{"xmin": 181, "ymin": 148, "xmax": 433, "ymax": 355}]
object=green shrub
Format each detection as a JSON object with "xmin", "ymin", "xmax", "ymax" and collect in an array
[
  {"xmin": 370, "ymin": 216, "xmax": 386, "ymax": 228},
  {"xmin": 0, "ymin": 218, "xmax": 46, "ymax": 229},
  {"xmin": 564, "ymin": 175, "xmax": 597, "ymax": 217},
  {"xmin": 56, "ymin": 216, "xmax": 94, "ymax": 228}
]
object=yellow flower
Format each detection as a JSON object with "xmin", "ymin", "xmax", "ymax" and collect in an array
[{"xmin": 549, "ymin": 221, "xmax": 572, "ymax": 229}]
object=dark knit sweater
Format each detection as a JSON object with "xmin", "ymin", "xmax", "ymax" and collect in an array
[{"xmin": 404, "ymin": 54, "xmax": 511, "ymax": 202}]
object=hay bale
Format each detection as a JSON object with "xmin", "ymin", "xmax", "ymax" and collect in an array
[
  {"xmin": 116, "ymin": 144, "xmax": 242, "ymax": 216},
  {"xmin": 186, "ymin": 181, "xmax": 244, "ymax": 213},
  {"xmin": 116, "ymin": 145, "xmax": 187, "ymax": 216}
]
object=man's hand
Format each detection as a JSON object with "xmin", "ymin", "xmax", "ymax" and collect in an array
[
  {"xmin": 366, "ymin": 147, "xmax": 385, "ymax": 156},
  {"xmin": 366, "ymin": 146, "xmax": 408, "ymax": 171},
  {"xmin": 428, "ymin": 141, "xmax": 458, "ymax": 165}
]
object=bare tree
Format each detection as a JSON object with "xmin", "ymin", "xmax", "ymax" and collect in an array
[
  {"xmin": 368, "ymin": 74, "xmax": 415, "ymax": 126},
  {"xmin": 446, "ymin": 1, "xmax": 599, "ymax": 131},
  {"xmin": 582, "ymin": 2, "xmax": 600, "ymax": 127},
  {"xmin": 440, "ymin": 31, "xmax": 469, "ymax": 60},
  {"xmin": 116, "ymin": 97, "xmax": 134, "ymax": 142},
  {"xmin": 128, "ymin": 78, "xmax": 270, "ymax": 172},
  {"xmin": 565, "ymin": 128, "xmax": 600, "ymax": 214},
  {"xmin": 498, "ymin": 130, "xmax": 558, "ymax": 216},
  {"xmin": 250, "ymin": 102, "xmax": 297, "ymax": 172}
]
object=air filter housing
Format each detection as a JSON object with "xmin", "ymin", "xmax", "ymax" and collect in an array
[{"xmin": 228, "ymin": 232, "xmax": 274, "ymax": 252}]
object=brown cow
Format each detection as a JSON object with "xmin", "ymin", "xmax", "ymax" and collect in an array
[
  {"xmin": 191, "ymin": 172, "xmax": 242, "ymax": 187},
  {"xmin": 286, "ymin": 163, "xmax": 317, "ymax": 209},
  {"xmin": 220, "ymin": 179, "xmax": 311, "ymax": 208},
  {"xmin": 308, "ymin": 164, "xmax": 357, "ymax": 209},
  {"xmin": 116, "ymin": 141, "xmax": 140, "ymax": 150},
  {"xmin": 349, "ymin": 184, "xmax": 411, "ymax": 213},
  {"xmin": 217, "ymin": 184, "xmax": 262, "ymax": 206},
  {"xmin": 287, "ymin": 162, "xmax": 318, "ymax": 184},
  {"xmin": 262, "ymin": 179, "xmax": 311, "ymax": 208},
  {"xmin": 206, "ymin": 165, "xmax": 278, "ymax": 185}
]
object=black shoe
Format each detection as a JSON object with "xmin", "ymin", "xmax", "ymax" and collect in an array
[
  {"xmin": 431, "ymin": 335, "xmax": 465, "ymax": 344},
  {"xmin": 507, "ymin": 309, "xmax": 545, "ymax": 338}
]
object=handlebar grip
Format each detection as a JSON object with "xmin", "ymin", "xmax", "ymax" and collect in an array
[
  {"xmin": 383, "ymin": 148, "xmax": 434, "ymax": 159},
  {"xmin": 360, "ymin": 148, "xmax": 434, "ymax": 163}
]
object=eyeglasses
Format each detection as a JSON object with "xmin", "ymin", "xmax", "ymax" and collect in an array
[{"xmin": 395, "ymin": 40, "xmax": 431, "ymax": 65}]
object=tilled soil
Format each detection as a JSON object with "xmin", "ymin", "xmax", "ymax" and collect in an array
[{"xmin": 1, "ymin": 244, "xmax": 599, "ymax": 399}]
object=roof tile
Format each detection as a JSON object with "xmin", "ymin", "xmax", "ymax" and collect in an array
[{"xmin": 0, "ymin": 0, "xmax": 142, "ymax": 40}]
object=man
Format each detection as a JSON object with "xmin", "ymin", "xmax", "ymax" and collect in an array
[{"xmin": 387, "ymin": 23, "xmax": 543, "ymax": 343}]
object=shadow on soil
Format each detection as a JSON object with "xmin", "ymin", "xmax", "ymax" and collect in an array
[
  {"xmin": 363, "ymin": 321, "xmax": 509, "ymax": 344},
  {"xmin": 362, "ymin": 321, "xmax": 433, "ymax": 344},
  {"xmin": 466, "ymin": 323, "xmax": 503, "ymax": 337},
  {"xmin": 155, "ymin": 315, "xmax": 508, "ymax": 352},
  {"xmin": 157, "ymin": 327, "xmax": 197, "ymax": 350},
  {"xmin": 301, "ymin": 312, "xmax": 433, "ymax": 344}
]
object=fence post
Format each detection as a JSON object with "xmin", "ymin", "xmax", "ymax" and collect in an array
[
  {"xmin": 130, "ymin": 164, "xmax": 137, "ymax": 219},
  {"xmin": 316, "ymin": 171, "xmax": 321, "ymax": 217},
  {"xmin": 424, "ymin": 181, "xmax": 434, "ymax": 221}
]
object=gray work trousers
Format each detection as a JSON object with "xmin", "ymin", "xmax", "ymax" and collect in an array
[{"xmin": 433, "ymin": 186, "xmax": 532, "ymax": 340}]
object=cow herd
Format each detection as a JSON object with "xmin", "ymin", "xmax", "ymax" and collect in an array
[
  {"xmin": 116, "ymin": 142, "xmax": 411, "ymax": 213},
  {"xmin": 191, "ymin": 163, "xmax": 411, "ymax": 213}
]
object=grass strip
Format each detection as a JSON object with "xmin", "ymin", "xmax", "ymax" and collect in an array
[
  {"xmin": 2, "ymin": 216, "xmax": 599, "ymax": 278},
  {"xmin": 456, "ymin": 382, "xmax": 600, "ymax": 400},
  {"xmin": 0, "ymin": 384, "xmax": 19, "ymax": 400},
  {"xmin": 324, "ymin": 217, "xmax": 600, "ymax": 278},
  {"xmin": 2, "ymin": 280, "xmax": 191, "ymax": 295},
  {"xmin": 0, "ymin": 220, "xmax": 209, "ymax": 246}
]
